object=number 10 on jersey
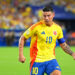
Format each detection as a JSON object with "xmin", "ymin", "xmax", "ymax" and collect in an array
[{"xmin": 46, "ymin": 36, "xmax": 52, "ymax": 43}]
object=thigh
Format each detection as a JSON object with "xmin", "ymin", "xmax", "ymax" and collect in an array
[
  {"xmin": 51, "ymin": 70, "xmax": 61, "ymax": 75},
  {"xmin": 30, "ymin": 62, "xmax": 45, "ymax": 75},
  {"xmin": 45, "ymin": 59, "xmax": 61, "ymax": 75}
]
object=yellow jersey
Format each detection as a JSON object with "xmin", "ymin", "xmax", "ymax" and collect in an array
[{"xmin": 23, "ymin": 20, "xmax": 64, "ymax": 62}]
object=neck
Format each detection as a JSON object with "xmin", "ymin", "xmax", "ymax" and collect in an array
[{"xmin": 46, "ymin": 21, "xmax": 53, "ymax": 26}]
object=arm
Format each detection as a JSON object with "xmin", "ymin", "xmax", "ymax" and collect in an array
[
  {"xmin": 60, "ymin": 42, "xmax": 75, "ymax": 60},
  {"xmin": 19, "ymin": 35, "xmax": 27, "ymax": 63},
  {"xmin": 18, "ymin": 24, "xmax": 36, "ymax": 62}
]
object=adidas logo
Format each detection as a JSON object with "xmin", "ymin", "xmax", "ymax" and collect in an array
[{"xmin": 41, "ymin": 31, "xmax": 45, "ymax": 34}]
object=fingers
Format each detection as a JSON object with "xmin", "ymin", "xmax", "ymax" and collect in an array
[
  {"xmin": 19, "ymin": 56, "xmax": 26, "ymax": 63},
  {"xmin": 73, "ymin": 57, "xmax": 75, "ymax": 60},
  {"xmin": 21, "ymin": 58, "xmax": 26, "ymax": 63},
  {"xmin": 20, "ymin": 59, "xmax": 25, "ymax": 63},
  {"xmin": 20, "ymin": 60, "xmax": 25, "ymax": 63}
]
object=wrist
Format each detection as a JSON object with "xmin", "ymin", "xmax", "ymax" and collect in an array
[
  {"xmin": 19, "ymin": 53, "xmax": 23, "ymax": 57},
  {"xmin": 71, "ymin": 52, "xmax": 74, "ymax": 56}
]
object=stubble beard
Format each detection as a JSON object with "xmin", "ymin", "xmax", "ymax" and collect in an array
[{"xmin": 45, "ymin": 21, "xmax": 52, "ymax": 26}]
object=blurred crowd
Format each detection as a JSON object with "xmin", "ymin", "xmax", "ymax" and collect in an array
[
  {"xmin": 0, "ymin": 0, "xmax": 75, "ymax": 46},
  {"xmin": 0, "ymin": 0, "xmax": 39, "ymax": 30},
  {"xmin": 53, "ymin": 0, "xmax": 75, "ymax": 14},
  {"xmin": 0, "ymin": 0, "xmax": 75, "ymax": 30},
  {"xmin": 30, "ymin": 0, "xmax": 75, "ymax": 14}
]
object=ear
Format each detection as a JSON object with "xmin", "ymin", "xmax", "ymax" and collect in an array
[{"xmin": 53, "ymin": 12, "xmax": 55, "ymax": 17}]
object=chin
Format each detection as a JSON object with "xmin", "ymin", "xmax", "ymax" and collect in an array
[
  {"xmin": 45, "ymin": 22, "xmax": 49, "ymax": 25},
  {"xmin": 45, "ymin": 21, "xmax": 49, "ymax": 23}
]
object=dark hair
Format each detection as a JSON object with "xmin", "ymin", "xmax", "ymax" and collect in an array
[{"xmin": 43, "ymin": 5, "xmax": 53, "ymax": 12}]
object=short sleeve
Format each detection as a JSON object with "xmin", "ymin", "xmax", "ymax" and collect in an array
[
  {"xmin": 23, "ymin": 26, "xmax": 36, "ymax": 39},
  {"xmin": 57, "ymin": 26, "xmax": 65, "ymax": 44},
  {"xmin": 57, "ymin": 27, "xmax": 64, "ymax": 39}
]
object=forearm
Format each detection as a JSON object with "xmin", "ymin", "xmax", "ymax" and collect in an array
[
  {"xmin": 19, "ymin": 35, "xmax": 26, "ymax": 56},
  {"xmin": 60, "ymin": 42, "xmax": 73, "ymax": 56}
]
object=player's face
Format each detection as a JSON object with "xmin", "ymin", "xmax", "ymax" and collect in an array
[{"xmin": 43, "ymin": 11, "xmax": 55, "ymax": 25}]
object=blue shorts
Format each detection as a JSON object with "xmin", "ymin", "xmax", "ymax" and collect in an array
[{"xmin": 30, "ymin": 59, "xmax": 61, "ymax": 75}]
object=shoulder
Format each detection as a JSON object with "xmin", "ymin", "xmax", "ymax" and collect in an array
[
  {"xmin": 53, "ymin": 22, "xmax": 62, "ymax": 30},
  {"xmin": 30, "ymin": 21, "xmax": 42, "ymax": 30}
]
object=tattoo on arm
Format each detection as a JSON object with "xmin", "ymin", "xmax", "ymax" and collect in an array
[
  {"xmin": 19, "ymin": 37, "xmax": 24, "ymax": 49},
  {"xmin": 19, "ymin": 36, "xmax": 26, "ymax": 55},
  {"xmin": 60, "ymin": 43, "xmax": 73, "ymax": 55}
]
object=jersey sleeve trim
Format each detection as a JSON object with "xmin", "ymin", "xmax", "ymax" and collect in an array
[
  {"xmin": 30, "ymin": 22, "xmax": 42, "ymax": 30},
  {"xmin": 58, "ymin": 38, "xmax": 65, "ymax": 44}
]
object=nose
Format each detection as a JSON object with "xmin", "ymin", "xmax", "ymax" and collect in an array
[{"xmin": 45, "ymin": 16, "xmax": 48, "ymax": 20}]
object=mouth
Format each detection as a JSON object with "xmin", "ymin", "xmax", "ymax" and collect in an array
[
  {"xmin": 45, "ymin": 19, "xmax": 49, "ymax": 21},
  {"xmin": 45, "ymin": 20, "xmax": 49, "ymax": 22}
]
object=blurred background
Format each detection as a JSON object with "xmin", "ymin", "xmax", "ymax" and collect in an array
[
  {"xmin": 0, "ymin": 0, "xmax": 75, "ymax": 75},
  {"xmin": 0, "ymin": 0, "xmax": 75, "ymax": 46}
]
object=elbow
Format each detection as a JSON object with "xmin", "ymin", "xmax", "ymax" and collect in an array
[
  {"xmin": 19, "ymin": 37, "xmax": 22, "ymax": 46},
  {"xmin": 19, "ymin": 35, "xmax": 26, "ymax": 46}
]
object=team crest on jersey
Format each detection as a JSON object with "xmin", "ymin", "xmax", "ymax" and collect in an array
[{"xmin": 53, "ymin": 31, "xmax": 57, "ymax": 35}]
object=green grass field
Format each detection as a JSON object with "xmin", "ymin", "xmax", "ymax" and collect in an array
[{"xmin": 0, "ymin": 46, "xmax": 75, "ymax": 75}]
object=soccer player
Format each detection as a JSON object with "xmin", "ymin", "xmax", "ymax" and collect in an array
[{"xmin": 19, "ymin": 5, "xmax": 75, "ymax": 75}]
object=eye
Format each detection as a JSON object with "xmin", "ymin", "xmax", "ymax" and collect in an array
[
  {"xmin": 43, "ymin": 15, "xmax": 46, "ymax": 17},
  {"xmin": 47, "ymin": 15, "xmax": 50, "ymax": 17}
]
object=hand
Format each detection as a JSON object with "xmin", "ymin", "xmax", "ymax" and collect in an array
[
  {"xmin": 72, "ymin": 53, "xmax": 75, "ymax": 60},
  {"xmin": 19, "ymin": 55, "xmax": 26, "ymax": 63}
]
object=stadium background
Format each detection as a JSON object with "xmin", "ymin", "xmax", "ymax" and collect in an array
[{"xmin": 0, "ymin": 0, "xmax": 75, "ymax": 75}]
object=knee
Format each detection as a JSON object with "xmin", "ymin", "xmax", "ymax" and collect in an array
[{"xmin": 50, "ymin": 70, "xmax": 61, "ymax": 75}]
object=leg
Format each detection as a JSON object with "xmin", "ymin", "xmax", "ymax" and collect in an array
[
  {"xmin": 51, "ymin": 70, "xmax": 61, "ymax": 75},
  {"xmin": 45, "ymin": 59, "xmax": 61, "ymax": 75}
]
